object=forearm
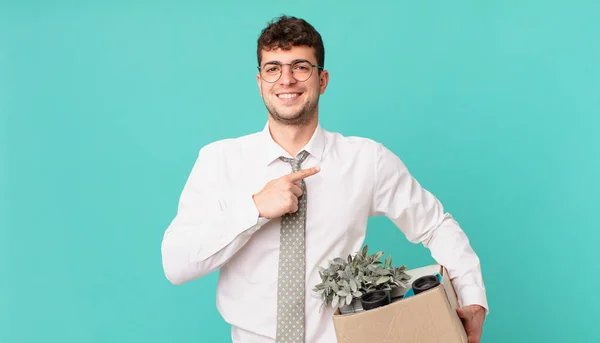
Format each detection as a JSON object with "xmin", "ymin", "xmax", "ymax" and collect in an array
[
  {"xmin": 161, "ymin": 192, "xmax": 269, "ymax": 285},
  {"xmin": 422, "ymin": 213, "xmax": 488, "ymax": 312}
]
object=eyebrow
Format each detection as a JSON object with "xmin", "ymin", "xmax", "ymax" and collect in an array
[{"xmin": 262, "ymin": 58, "xmax": 311, "ymax": 66}]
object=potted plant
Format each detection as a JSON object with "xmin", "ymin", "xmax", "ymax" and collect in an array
[{"xmin": 312, "ymin": 245, "xmax": 411, "ymax": 314}]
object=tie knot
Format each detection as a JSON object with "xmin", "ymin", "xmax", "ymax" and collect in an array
[{"xmin": 279, "ymin": 150, "xmax": 309, "ymax": 172}]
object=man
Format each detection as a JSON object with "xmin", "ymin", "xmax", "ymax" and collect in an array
[{"xmin": 161, "ymin": 15, "xmax": 488, "ymax": 343}]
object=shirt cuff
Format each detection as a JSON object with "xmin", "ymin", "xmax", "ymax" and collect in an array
[{"xmin": 456, "ymin": 283, "xmax": 489, "ymax": 315}]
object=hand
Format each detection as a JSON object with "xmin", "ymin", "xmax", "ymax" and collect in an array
[
  {"xmin": 457, "ymin": 305, "xmax": 486, "ymax": 343},
  {"xmin": 252, "ymin": 167, "xmax": 320, "ymax": 219}
]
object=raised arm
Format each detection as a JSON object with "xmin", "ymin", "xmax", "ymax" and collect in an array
[
  {"xmin": 161, "ymin": 144, "xmax": 268, "ymax": 285},
  {"xmin": 161, "ymin": 144, "xmax": 321, "ymax": 285}
]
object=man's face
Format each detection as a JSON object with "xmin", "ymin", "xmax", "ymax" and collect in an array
[{"xmin": 256, "ymin": 45, "xmax": 329, "ymax": 126}]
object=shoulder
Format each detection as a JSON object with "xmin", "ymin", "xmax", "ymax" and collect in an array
[
  {"xmin": 196, "ymin": 130, "xmax": 262, "ymax": 159},
  {"xmin": 324, "ymin": 129, "xmax": 386, "ymax": 155},
  {"xmin": 323, "ymin": 128, "xmax": 406, "ymax": 170}
]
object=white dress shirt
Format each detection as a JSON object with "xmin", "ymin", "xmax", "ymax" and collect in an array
[{"xmin": 161, "ymin": 122, "xmax": 488, "ymax": 343}]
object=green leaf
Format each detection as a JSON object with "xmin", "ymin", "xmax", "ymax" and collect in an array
[
  {"xmin": 332, "ymin": 295, "xmax": 339, "ymax": 308},
  {"xmin": 376, "ymin": 268, "xmax": 391, "ymax": 275},
  {"xmin": 361, "ymin": 245, "xmax": 368, "ymax": 257},
  {"xmin": 337, "ymin": 290, "xmax": 349, "ymax": 297},
  {"xmin": 346, "ymin": 294, "xmax": 353, "ymax": 305},
  {"xmin": 376, "ymin": 276, "xmax": 390, "ymax": 285},
  {"xmin": 349, "ymin": 279, "xmax": 358, "ymax": 292}
]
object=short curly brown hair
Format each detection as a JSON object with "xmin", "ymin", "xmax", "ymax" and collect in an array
[{"xmin": 257, "ymin": 15, "xmax": 325, "ymax": 68}]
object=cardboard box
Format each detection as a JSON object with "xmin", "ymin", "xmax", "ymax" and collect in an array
[{"xmin": 331, "ymin": 264, "xmax": 468, "ymax": 343}]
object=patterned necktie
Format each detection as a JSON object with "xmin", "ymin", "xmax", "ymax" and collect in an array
[{"xmin": 276, "ymin": 150, "xmax": 309, "ymax": 343}]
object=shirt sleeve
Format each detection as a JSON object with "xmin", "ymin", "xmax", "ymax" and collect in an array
[
  {"xmin": 370, "ymin": 142, "xmax": 489, "ymax": 313},
  {"xmin": 161, "ymin": 144, "xmax": 269, "ymax": 285}
]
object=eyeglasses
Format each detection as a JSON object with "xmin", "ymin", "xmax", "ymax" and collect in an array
[{"xmin": 258, "ymin": 59, "xmax": 324, "ymax": 83}]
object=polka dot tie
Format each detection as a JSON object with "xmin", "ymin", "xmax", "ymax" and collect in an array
[{"xmin": 276, "ymin": 150, "xmax": 309, "ymax": 343}]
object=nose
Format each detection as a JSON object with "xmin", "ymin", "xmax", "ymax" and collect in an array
[{"xmin": 279, "ymin": 64, "xmax": 297, "ymax": 86}]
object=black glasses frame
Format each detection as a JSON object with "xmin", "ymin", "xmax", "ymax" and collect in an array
[{"xmin": 257, "ymin": 59, "xmax": 324, "ymax": 83}]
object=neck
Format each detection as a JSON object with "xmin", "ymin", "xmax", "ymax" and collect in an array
[{"xmin": 268, "ymin": 116, "xmax": 318, "ymax": 157}]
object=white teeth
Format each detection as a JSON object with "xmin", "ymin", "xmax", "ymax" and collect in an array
[{"xmin": 278, "ymin": 93, "xmax": 299, "ymax": 99}]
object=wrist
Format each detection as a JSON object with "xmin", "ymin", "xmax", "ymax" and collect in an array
[
  {"xmin": 252, "ymin": 193, "xmax": 264, "ymax": 218},
  {"xmin": 466, "ymin": 304, "xmax": 486, "ymax": 313}
]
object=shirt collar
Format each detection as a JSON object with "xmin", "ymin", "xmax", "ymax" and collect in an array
[{"xmin": 259, "ymin": 121, "xmax": 326, "ymax": 166}]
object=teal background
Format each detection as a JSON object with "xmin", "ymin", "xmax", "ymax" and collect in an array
[{"xmin": 2, "ymin": 1, "xmax": 599, "ymax": 342}]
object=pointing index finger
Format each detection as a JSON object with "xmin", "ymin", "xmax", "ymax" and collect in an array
[{"xmin": 287, "ymin": 166, "xmax": 321, "ymax": 182}]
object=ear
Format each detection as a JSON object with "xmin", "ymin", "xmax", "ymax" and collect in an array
[
  {"xmin": 319, "ymin": 69, "xmax": 330, "ymax": 94},
  {"xmin": 256, "ymin": 73, "xmax": 263, "ymax": 97}
]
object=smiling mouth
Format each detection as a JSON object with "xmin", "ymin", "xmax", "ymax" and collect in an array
[{"xmin": 277, "ymin": 92, "xmax": 303, "ymax": 100}]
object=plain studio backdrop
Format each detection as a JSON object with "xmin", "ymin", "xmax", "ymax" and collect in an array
[{"xmin": 1, "ymin": 1, "xmax": 599, "ymax": 342}]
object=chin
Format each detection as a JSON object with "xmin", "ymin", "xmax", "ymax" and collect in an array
[
  {"xmin": 278, "ymin": 110, "xmax": 303, "ymax": 120},
  {"xmin": 269, "ymin": 110, "xmax": 313, "ymax": 126},
  {"xmin": 264, "ymin": 97, "xmax": 317, "ymax": 125}
]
